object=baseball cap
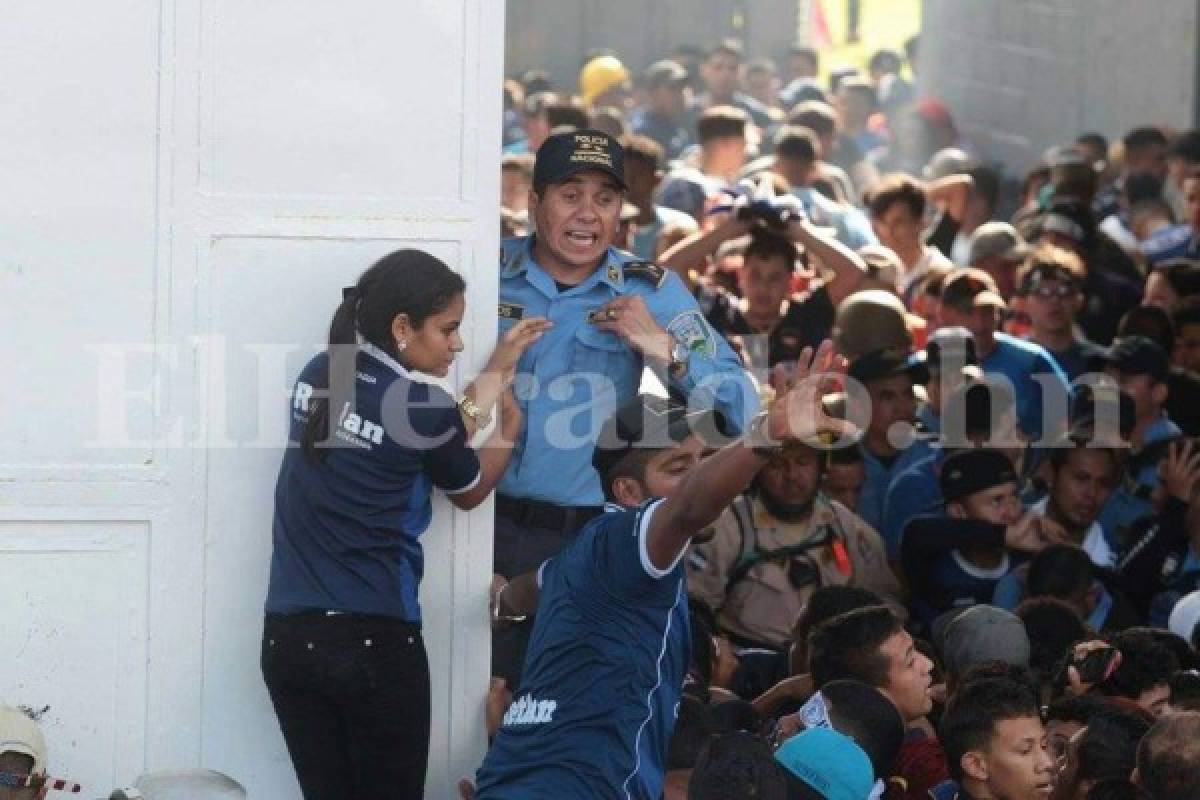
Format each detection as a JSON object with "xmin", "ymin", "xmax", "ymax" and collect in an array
[
  {"xmin": 0, "ymin": 705, "xmax": 45, "ymax": 775},
  {"xmin": 940, "ymin": 268, "xmax": 1007, "ymax": 313},
  {"xmin": 848, "ymin": 347, "xmax": 929, "ymax": 386},
  {"xmin": 833, "ymin": 290, "xmax": 913, "ymax": 360},
  {"xmin": 775, "ymin": 728, "xmax": 875, "ymax": 800},
  {"xmin": 1090, "ymin": 335, "xmax": 1171, "ymax": 384},
  {"xmin": 591, "ymin": 393, "xmax": 726, "ymax": 480},
  {"xmin": 923, "ymin": 147, "xmax": 975, "ymax": 181},
  {"xmin": 938, "ymin": 605, "xmax": 1031, "ymax": 678},
  {"xmin": 533, "ymin": 128, "xmax": 627, "ymax": 191},
  {"xmin": 642, "ymin": 59, "xmax": 688, "ymax": 89},
  {"xmin": 1169, "ymin": 590, "xmax": 1200, "ymax": 644},
  {"xmin": 579, "ymin": 55, "xmax": 630, "ymax": 104},
  {"xmin": 939, "ymin": 448, "xmax": 1017, "ymax": 503},
  {"xmin": 968, "ymin": 222, "xmax": 1031, "ymax": 266}
]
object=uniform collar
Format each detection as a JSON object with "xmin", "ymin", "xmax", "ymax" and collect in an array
[{"xmin": 515, "ymin": 235, "xmax": 624, "ymax": 294}]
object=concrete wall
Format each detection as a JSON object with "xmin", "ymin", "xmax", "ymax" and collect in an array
[
  {"xmin": 920, "ymin": 0, "xmax": 1198, "ymax": 175},
  {"xmin": 1, "ymin": 2, "xmax": 503, "ymax": 797},
  {"xmin": 506, "ymin": 0, "xmax": 798, "ymax": 88}
]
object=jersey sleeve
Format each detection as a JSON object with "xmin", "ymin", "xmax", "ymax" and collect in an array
[
  {"xmin": 653, "ymin": 272, "xmax": 759, "ymax": 435},
  {"xmin": 411, "ymin": 387, "xmax": 482, "ymax": 494},
  {"xmin": 590, "ymin": 500, "xmax": 682, "ymax": 607}
]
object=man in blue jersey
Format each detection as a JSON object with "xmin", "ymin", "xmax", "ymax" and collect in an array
[
  {"xmin": 475, "ymin": 343, "xmax": 851, "ymax": 800},
  {"xmin": 937, "ymin": 267, "xmax": 1070, "ymax": 442}
]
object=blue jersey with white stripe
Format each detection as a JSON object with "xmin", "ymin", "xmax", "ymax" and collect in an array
[{"xmin": 475, "ymin": 501, "xmax": 690, "ymax": 800}]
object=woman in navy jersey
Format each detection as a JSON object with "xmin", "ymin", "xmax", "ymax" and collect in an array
[{"xmin": 262, "ymin": 249, "xmax": 549, "ymax": 800}]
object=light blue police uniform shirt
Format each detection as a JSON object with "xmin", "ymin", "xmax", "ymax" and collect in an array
[
  {"xmin": 496, "ymin": 236, "xmax": 756, "ymax": 506},
  {"xmin": 475, "ymin": 500, "xmax": 690, "ymax": 800}
]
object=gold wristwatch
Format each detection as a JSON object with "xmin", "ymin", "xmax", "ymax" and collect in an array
[{"xmin": 458, "ymin": 394, "xmax": 492, "ymax": 428}]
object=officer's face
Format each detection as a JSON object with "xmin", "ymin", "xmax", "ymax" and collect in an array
[
  {"xmin": 529, "ymin": 172, "xmax": 622, "ymax": 279},
  {"xmin": 396, "ymin": 293, "xmax": 465, "ymax": 378}
]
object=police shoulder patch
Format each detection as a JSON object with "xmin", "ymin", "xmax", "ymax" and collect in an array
[
  {"xmin": 667, "ymin": 309, "xmax": 717, "ymax": 357},
  {"xmin": 624, "ymin": 259, "xmax": 667, "ymax": 289}
]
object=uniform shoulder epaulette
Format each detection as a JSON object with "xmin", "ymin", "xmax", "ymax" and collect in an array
[{"xmin": 623, "ymin": 259, "xmax": 668, "ymax": 289}]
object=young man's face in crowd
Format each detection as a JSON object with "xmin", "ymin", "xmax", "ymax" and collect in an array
[
  {"xmin": 648, "ymin": 83, "xmax": 688, "ymax": 118},
  {"xmin": 737, "ymin": 254, "xmax": 792, "ymax": 318},
  {"xmin": 822, "ymin": 460, "xmax": 866, "ymax": 511},
  {"xmin": 622, "ymin": 157, "xmax": 659, "ymax": 207},
  {"xmin": 872, "ymin": 201, "xmax": 923, "ymax": 256},
  {"xmin": 1128, "ymin": 143, "xmax": 1169, "ymax": 181},
  {"xmin": 967, "ymin": 716, "xmax": 1055, "ymax": 800},
  {"xmin": 501, "ymin": 168, "xmax": 531, "ymax": 213},
  {"xmin": 1175, "ymin": 323, "xmax": 1200, "ymax": 373},
  {"xmin": 1105, "ymin": 368, "xmax": 1165, "ymax": 424},
  {"xmin": 529, "ymin": 172, "xmax": 622, "ymax": 276},
  {"xmin": 757, "ymin": 445, "xmax": 821, "ymax": 511},
  {"xmin": 877, "ymin": 628, "xmax": 934, "ymax": 722},
  {"xmin": 615, "ymin": 436, "xmax": 706, "ymax": 508},
  {"xmin": 702, "ymin": 52, "xmax": 740, "ymax": 98},
  {"xmin": 938, "ymin": 303, "xmax": 1000, "ymax": 350},
  {"xmin": 952, "ymin": 482, "xmax": 1022, "ymax": 527},
  {"xmin": 1143, "ymin": 270, "xmax": 1181, "ymax": 313},
  {"xmin": 1185, "ymin": 176, "xmax": 1200, "ymax": 231},
  {"xmin": 1026, "ymin": 279, "xmax": 1080, "ymax": 335},
  {"xmin": 1048, "ymin": 449, "xmax": 1116, "ymax": 532},
  {"xmin": 864, "ymin": 374, "xmax": 917, "ymax": 445}
]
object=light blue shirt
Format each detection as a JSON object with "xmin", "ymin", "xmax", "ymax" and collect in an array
[
  {"xmin": 496, "ymin": 236, "xmax": 756, "ymax": 506},
  {"xmin": 630, "ymin": 206, "xmax": 696, "ymax": 261},
  {"xmin": 858, "ymin": 438, "xmax": 934, "ymax": 537},
  {"xmin": 793, "ymin": 187, "xmax": 877, "ymax": 250},
  {"xmin": 981, "ymin": 333, "xmax": 1070, "ymax": 441}
]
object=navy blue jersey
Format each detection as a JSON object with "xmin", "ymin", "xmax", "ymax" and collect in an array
[
  {"xmin": 265, "ymin": 343, "xmax": 480, "ymax": 623},
  {"xmin": 476, "ymin": 501, "xmax": 690, "ymax": 800}
]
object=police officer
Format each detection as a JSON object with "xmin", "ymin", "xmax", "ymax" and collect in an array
[{"xmin": 492, "ymin": 128, "xmax": 756, "ymax": 683}]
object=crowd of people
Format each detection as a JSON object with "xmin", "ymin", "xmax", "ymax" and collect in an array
[{"xmin": 470, "ymin": 35, "xmax": 1200, "ymax": 800}]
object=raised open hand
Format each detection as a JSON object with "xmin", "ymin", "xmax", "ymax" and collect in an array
[{"xmin": 765, "ymin": 341, "xmax": 856, "ymax": 445}]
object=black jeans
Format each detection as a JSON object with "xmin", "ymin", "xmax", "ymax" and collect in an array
[{"xmin": 262, "ymin": 612, "xmax": 430, "ymax": 800}]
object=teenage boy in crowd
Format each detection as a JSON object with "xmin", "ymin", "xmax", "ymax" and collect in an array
[
  {"xmin": 1016, "ymin": 245, "xmax": 1106, "ymax": 381},
  {"xmin": 937, "ymin": 267, "xmax": 1070, "ymax": 442},
  {"xmin": 938, "ymin": 676, "xmax": 1055, "ymax": 800},
  {"xmin": 900, "ymin": 448, "xmax": 1068, "ymax": 628}
]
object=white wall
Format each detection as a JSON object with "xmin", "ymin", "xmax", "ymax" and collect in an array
[
  {"xmin": 920, "ymin": 0, "xmax": 1197, "ymax": 174},
  {"xmin": 1, "ymin": 2, "xmax": 504, "ymax": 797}
]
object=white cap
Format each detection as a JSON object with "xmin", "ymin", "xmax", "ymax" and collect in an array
[
  {"xmin": 134, "ymin": 769, "xmax": 246, "ymax": 800},
  {"xmin": 0, "ymin": 704, "xmax": 46, "ymax": 774},
  {"xmin": 1169, "ymin": 590, "xmax": 1200, "ymax": 644}
]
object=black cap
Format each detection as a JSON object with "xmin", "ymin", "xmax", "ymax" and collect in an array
[
  {"xmin": 939, "ymin": 448, "xmax": 1018, "ymax": 503},
  {"xmin": 1069, "ymin": 383, "xmax": 1137, "ymax": 441},
  {"xmin": 642, "ymin": 59, "xmax": 688, "ymax": 88},
  {"xmin": 921, "ymin": 327, "xmax": 978, "ymax": 373},
  {"xmin": 533, "ymin": 128, "xmax": 626, "ymax": 191},
  {"xmin": 591, "ymin": 394, "xmax": 725, "ymax": 481},
  {"xmin": 848, "ymin": 347, "xmax": 929, "ymax": 386},
  {"xmin": 1089, "ymin": 335, "xmax": 1171, "ymax": 384}
]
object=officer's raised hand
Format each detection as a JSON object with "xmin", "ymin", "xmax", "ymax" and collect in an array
[{"xmin": 590, "ymin": 295, "xmax": 672, "ymax": 364}]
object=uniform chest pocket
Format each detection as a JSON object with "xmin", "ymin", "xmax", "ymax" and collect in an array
[{"xmin": 570, "ymin": 323, "xmax": 637, "ymax": 406}]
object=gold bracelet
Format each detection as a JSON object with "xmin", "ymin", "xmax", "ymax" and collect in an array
[{"xmin": 458, "ymin": 394, "xmax": 492, "ymax": 428}]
